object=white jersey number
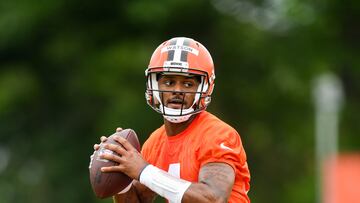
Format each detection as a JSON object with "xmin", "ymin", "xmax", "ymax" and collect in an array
[{"xmin": 167, "ymin": 163, "xmax": 181, "ymax": 203}]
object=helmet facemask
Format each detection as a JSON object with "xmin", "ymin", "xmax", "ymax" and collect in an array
[{"xmin": 145, "ymin": 68, "xmax": 210, "ymax": 123}]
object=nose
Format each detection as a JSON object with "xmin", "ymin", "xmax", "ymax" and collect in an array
[{"xmin": 172, "ymin": 82, "xmax": 184, "ymax": 95}]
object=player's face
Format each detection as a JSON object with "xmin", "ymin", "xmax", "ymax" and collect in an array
[{"xmin": 158, "ymin": 75, "xmax": 200, "ymax": 109}]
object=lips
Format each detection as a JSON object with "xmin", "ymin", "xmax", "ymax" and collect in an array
[{"xmin": 167, "ymin": 98, "xmax": 186, "ymax": 109}]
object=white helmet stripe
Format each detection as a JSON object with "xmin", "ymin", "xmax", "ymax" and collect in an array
[{"xmin": 173, "ymin": 38, "xmax": 185, "ymax": 62}]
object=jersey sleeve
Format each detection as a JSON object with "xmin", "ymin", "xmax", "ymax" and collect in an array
[
  {"xmin": 196, "ymin": 119, "xmax": 251, "ymax": 202},
  {"xmin": 197, "ymin": 126, "xmax": 247, "ymax": 173}
]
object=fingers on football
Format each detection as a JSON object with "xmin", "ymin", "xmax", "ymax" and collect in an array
[
  {"xmin": 100, "ymin": 152, "xmax": 123, "ymax": 164},
  {"xmin": 94, "ymin": 144, "xmax": 100, "ymax": 150},
  {"xmin": 116, "ymin": 127, "xmax": 123, "ymax": 132},
  {"xmin": 104, "ymin": 143, "xmax": 127, "ymax": 156},
  {"xmin": 100, "ymin": 136, "xmax": 107, "ymax": 142},
  {"xmin": 113, "ymin": 136, "xmax": 133, "ymax": 151},
  {"xmin": 101, "ymin": 165, "xmax": 125, "ymax": 173}
]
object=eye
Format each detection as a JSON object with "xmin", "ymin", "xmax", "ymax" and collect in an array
[
  {"xmin": 184, "ymin": 81, "xmax": 194, "ymax": 88},
  {"xmin": 164, "ymin": 80, "xmax": 173, "ymax": 86}
]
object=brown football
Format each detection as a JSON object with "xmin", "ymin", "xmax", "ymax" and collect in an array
[{"xmin": 89, "ymin": 129, "xmax": 141, "ymax": 199}]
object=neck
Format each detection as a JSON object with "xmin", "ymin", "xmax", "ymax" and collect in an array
[{"xmin": 164, "ymin": 114, "xmax": 197, "ymax": 136}]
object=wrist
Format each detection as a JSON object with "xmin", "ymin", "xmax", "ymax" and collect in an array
[
  {"xmin": 139, "ymin": 164, "xmax": 191, "ymax": 203},
  {"xmin": 137, "ymin": 163, "xmax": 150, "ymax": 181}
]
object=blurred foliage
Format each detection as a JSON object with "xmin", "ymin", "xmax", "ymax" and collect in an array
[{"xmin": 0, "ymin": 0, "xmax": 359, "ymax": 202}]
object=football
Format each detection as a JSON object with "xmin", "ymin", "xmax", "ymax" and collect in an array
[{"xmin": 89, "ymin": 129, "xmax": 141, "ymax": 199}]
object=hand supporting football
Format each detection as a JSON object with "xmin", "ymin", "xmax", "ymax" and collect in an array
[
  {"xmin": 98, "ymin": 129, "xmax": 148, "ymax": 180},
  {"xmin": 89, "ymin": 127, "xmax": 142, "ymax": 198}
]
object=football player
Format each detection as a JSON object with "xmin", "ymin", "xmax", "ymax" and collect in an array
[{"xmin": 94, "ymin": 37, "xmax": 250, "ymax": 203}]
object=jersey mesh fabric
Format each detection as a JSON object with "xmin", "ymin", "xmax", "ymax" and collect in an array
[{"xmin": 141, "ymin": 111, "xmax": 250, "ymax": 203}]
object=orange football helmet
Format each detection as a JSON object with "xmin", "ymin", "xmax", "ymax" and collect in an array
[{"xmin": 145, "ymin": 37, "xmax": 216, "ymax": 123}]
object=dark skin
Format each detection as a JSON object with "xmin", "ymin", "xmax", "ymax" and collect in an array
[{"xmin": 93, "ymin": 75, "xmax": 235, "ymax": 203}]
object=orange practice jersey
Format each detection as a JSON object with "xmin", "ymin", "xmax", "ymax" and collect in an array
[{"xmin": 141, "ymin": 111, "xmax": 250, "ymax": 202}]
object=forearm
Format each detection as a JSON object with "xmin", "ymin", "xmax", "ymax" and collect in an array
[
  {"xmin": 139, "ymin": 163, "xmax": 234, "ymax": 203},
  {"xmin": 139, "ymin": 164, "xmax": 231, "ymax": 203},
  {"xmin": 113, "ymin": 185, "xmax": 140, "ymax": 203},
  {"xmin": 182, "ymin": 183, "xmax": 226, "ymax": 203},
  {"xmin": 113, "ymin": 181, "xmax": 156, "ymax": 203}
]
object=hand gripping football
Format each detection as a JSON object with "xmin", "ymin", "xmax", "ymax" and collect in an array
[{"xmin": 89, "ymin": 129, "xmax": 141, "ymax": 199}]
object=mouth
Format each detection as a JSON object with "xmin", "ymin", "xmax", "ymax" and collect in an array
[{"xmin": 167, "ymin": 98, "xmax": 186, "ymax": 109}]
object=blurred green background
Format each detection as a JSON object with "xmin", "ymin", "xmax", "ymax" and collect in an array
[{"xmin": 0, "ymin": 0, "xmax": 359, "ymax": 202}]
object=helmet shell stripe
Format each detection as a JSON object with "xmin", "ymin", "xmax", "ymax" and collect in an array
[{"xmin": 166, "ymin": 38, "xmax": 177, "ymax": 61}]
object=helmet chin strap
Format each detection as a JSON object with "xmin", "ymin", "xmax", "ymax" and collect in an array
[
  {"xmin": 160, "ymin": 105, "xmax": 194, "ymax": 123},
  {"xmin": 164, "ymin": 114, "xmax": 192, "ymax": 123}
]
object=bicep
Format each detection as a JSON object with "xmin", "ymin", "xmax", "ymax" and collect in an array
[
  {"xmin": 199, "ymin": 162, "xmax": 235, "ymax": 198},
  {"xmin": 182, "ymin": 162, "xmax": 235, "ymax": 203}
]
